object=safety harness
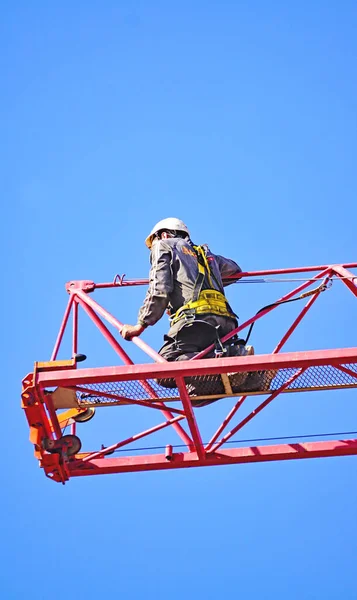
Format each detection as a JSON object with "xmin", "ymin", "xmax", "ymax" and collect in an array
[{"xmin": 170, "ymin": 245, "xmax": 237, "ymax": 325}]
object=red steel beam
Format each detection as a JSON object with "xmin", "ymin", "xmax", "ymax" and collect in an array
[
  {"xmin": 89, "ymin": 263, "xmax": 357, "ymax": 289},
  {"xmin": 228, "ymin": 263, "xmax": 357, "ymax": 279},
  {"xmin": 75, "ymin": 293, "xmax": 194, "ymax": 450},
  {"xmin": 36, "ymin": 347, "xmax": 357, "ymax": 388},
  {"xmin": 75, "ymin": 294, "xmax": 137, "ymax": 365},
  {"xmin": 205, "ymin": 395, "xmax": 249, "ymax": 452},
  {"xmin": 205, "ymin": 281, "xmax": 328, "ymax": 452},
  {"xmin": 193, "ymin": 268, "xmax": 332, "ymax": 360},
  {"xmin": 24, "ymin": 262, "xmax": 357, "ymax": 482},
  {"xmin": 51, "ymin": 295, "xmax": 74, "ymax": 361},
  {"xmin": 71, "ymin": 384, "xmax": 184, "ymax": 414},
  {"xmin": 72, "ymin": 300, "xmax": 78, "ymax": 356},
  {"xmin": 208, "ymin": 369, "xmax": 305, "ymax": 453},
  {"xmin": 336, "ymin": 365, "xmax": 357, "ymax": 379},
  {"xmin": 75, "ymin": 290, "xmax": 166, "ymax": 364},
  {"xmin": 80, "ymin": 415, "xmax": 185, "ymax": 462},
  {"xmin": 68, "ymin": 439, "xmax": 357, "ymax": 477},
  {"xmin": 176, "ymin": 378, "xmax": 205, "ymax": 459},
  {"xmin": 333, "ymin": 266, "xmax": 357, "ymax": 298},
  {"xmin": 272, "ymin": 278, "xmax": 329, "ymax": 353},
  {"xmin": 39, "ymin": 388, "xmax": 62, "ymax": 441}
]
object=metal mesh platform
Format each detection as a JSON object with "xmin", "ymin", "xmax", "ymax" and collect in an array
[{"xmin": 74, "ymin": 362, "xmax": 357, "ymax": 407}]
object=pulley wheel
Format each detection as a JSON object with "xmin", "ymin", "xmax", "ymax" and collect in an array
[
  {"xmin": 42, "ymin": 434, "xmax": 82, "ymax": 456},
  {"xmin": 73, "ymin": 408, "xmax": 96, "ymax": 423},
  {"xmin": 61, "ymin": 434, "xmax": 82, "ymax": 456}
]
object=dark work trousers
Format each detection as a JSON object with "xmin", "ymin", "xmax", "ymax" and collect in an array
[
  {"xmin": 157, "ymin": 315, "xmax": 238, "ymax": 405},
  {"xmin": 159, "ymin": 315, "xmax": 238, "ymax": 362},
  {"xmin": 157, "ymin": 315, "xmax": 270, "ymax": 405}
]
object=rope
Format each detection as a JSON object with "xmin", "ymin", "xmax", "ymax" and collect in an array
[{"xmin": 243, "ymin": 279, "xmax": 331, "ymax": 345}]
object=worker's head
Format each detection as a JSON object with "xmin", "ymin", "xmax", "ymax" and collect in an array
[{"xmin": 145, "ymin": 218, "xmax": 190, "ymax": 249}]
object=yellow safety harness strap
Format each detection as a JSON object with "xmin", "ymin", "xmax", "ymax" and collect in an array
[
  {"xmin": 170, "ymin": 245, "xmax": 237, "ymax": 324},
  {"xmin": 171, "ymin": 289, "xmax": 237, "ymax": 324},
  {"xmin": 194, "ymin": 245, "xmax": 214, "ymax": 289}
]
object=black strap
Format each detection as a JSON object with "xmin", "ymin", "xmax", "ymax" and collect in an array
[{"xmin": 192, "ymin": 262, "xmax": 206, "ymax": 302}]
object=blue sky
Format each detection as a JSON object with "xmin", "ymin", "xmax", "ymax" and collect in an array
[{"xmin": 3, "ymin": 2, "xmax": 357, "ymax": 598}]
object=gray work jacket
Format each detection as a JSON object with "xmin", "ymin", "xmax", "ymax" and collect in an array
[{"xmin": 138, "ymin": 237, "xmax": 241, "ymax": 328}]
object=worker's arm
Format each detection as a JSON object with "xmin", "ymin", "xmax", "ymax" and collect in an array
[
  {"xmin": 215, "ymin": 254, "xmax": 242, "ymax": 286},
  {"xmin": 121, "ymin": 241, "xmax": 173, "ymax": 340}
]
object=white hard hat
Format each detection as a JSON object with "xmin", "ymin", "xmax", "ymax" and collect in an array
[{"xmin": 145, "ymin": 218, "xmax": 190, "ymax": 249}]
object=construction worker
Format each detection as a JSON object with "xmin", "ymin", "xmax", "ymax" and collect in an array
[
  {"xmin": 120, "ymin": 217, "xmax": 242, "ymax": 353},
  {"xmin": 120, "ymin": 218, "xmax": 256, "ymax": 404},
  {"xmin": 120, "ymin": 218, "xmax": 275, "ymax": 403}
]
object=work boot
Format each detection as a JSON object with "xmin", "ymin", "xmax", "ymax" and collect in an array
[{"xmin": 228, "ymin": 345, "xmax": 254, "ymax": 390}]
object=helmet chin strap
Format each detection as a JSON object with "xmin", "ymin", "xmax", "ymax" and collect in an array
[{"xmin": 157, "ymin": 230, "xmax": 184, "ymax": 242}]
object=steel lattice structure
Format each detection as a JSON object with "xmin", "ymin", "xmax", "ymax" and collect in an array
[{"xmin": 21, "ymin": 263, "xmax": 357, "ymax": 484}]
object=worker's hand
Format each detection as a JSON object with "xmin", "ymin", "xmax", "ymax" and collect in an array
[{"xmin": 120, "ymin": 323, "xmax": 145, "ymax": 341}]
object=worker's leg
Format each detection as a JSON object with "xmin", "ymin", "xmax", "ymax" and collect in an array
[
  {"xmin": 157, "ymin": 320, "xmax": 216, "ymax": 388},
  {"xmin": 157, "ymin": 320, "xmax": 226, "ymax": 397},
  {"xmin": 208, "ymin": 316, "xmax": 276, "ymax": 393},
  {"xmin": 157, "ymin": 317, "xmax": 275, "ymax": 399}
]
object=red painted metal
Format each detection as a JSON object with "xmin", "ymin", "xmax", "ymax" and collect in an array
[
  {"xmin": 75, "ymin": 293, "xmax": 193, "ymax": 448},
  {"xmin": 35, "ymin": 347, "xmax": 357, "ymax": 387},
  {"xmin": 205, "ymin": 395, "xmax": 248, "ymax": 452},
  {"xmin": 200, "ymin": 276, "xmax": 330, "ymax": 452},
  {"xmin": 75, "ymin": 290, "xmax": 166, "ymax": 363},
  {"xmin": 81, "ymin": 415, "xmax": 185, "ymax": 462},
  {"xmin": 80, "ymin": 263, "xmax": 357, "ymax": 290},
  {"xmin": 72, "ymin": 300, "xmax": 78, "ymax": 357},
  {"xmin": 333, "ymin": 266, "xmax": 357, "ymax": 298},
  {"xmin": 69, "ymin": 440, "xmax": 357, "ymax": 477},
  {"xmin": 272, "ymin": 277, "xmax": 330, "ymax": 353},
  {"xmin": 176, "ymin": 377, "xmax": 205, "ymax": 460},
  {"xmin": 40, "ymin": 388, "xmax": 62, "ymax": 441},
  {"xmin": 193, "ymin": 268, "xmax": 332, "ymax": 360},
  {"xmin": 337, "ymin": 365, "xmax": 357, "ymax": 379},
  {"xmin": 226, "ymin": 263, "xmax": 357, "ymax": 278},
  {"xmin": 200, "ymin": 278, "xmax": 331, "ymax": 454},
  {"xmin": 51, "ymin": 295, "xmax": 74, "ymax": 361},
  {"xmin": 69, "ymin": 383, "xmax": 184, "ymax": 415},
  {"xmin": 22, "ymin": 263, "xmax": 357, "ymax": 483},
  {"xmin": 207, "ymin": 368, "xmax": 306, "ymax": 453}
]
